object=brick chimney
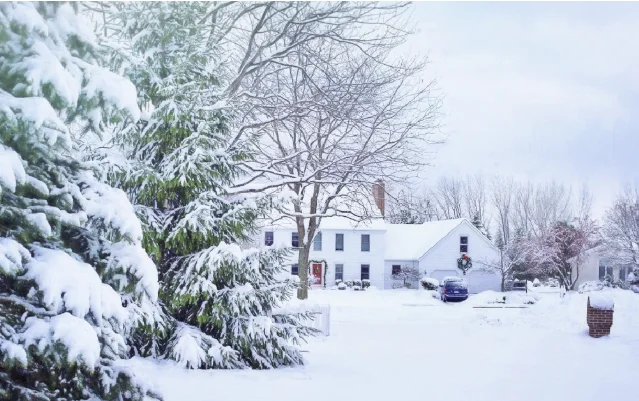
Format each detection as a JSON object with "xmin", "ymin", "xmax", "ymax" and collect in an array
[{"xmin": 372, "ymin": 179, "xmax": 385, "ymax": 217}]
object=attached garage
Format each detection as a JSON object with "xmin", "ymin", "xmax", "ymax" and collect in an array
[
  {"xmin": 466, "ymin": 270, "xmax": 500, "ymax": 293},
  {"xmin": 430, "ymin": 270, "xmax": 459, "ymax": 283}
]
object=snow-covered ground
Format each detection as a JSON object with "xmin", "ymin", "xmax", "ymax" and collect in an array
[{"xmin": 123, "ymin": 287, "xmax": 639, "ymax": 401}]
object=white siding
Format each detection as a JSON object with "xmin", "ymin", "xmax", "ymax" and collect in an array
[
  {"xmin": 419, "ymin": 220, "xmax": 500, "ymax": 292},
  {"xmin": 573, "ymin": 251, "xmax": 600, "ymax": 289},
  {"xmin": 264, "ymin": 228, "xmax": 386, "ymax": 289}
]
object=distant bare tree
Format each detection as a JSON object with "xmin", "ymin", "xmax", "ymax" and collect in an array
[
  {"xmin": 490, "ymin": 175, "xmax": 515, "ymax": 246},
  {"xmin": 602, "ymin": 184, "xmax": 639, "ymax": 268},
  {"xmin": 512, "ymin": 180, "xmax": 571, "ymax": 239},
  {"xmin": 463, "ymin": 174, "xmax": 490, "ymax": 231},
  {"xmin": 386, "ymin": 186, "xmax": 437, "ymax": 224},
  {"xmin": 432, "ymin": 176, "xmax": 464, "ymax": 219}
]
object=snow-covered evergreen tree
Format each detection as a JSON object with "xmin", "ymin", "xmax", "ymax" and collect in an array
[
  {"xmin": 93, "ymin": 2, "xmax": 314, "ymax": 369},
  {"xmin": 0, "ymin": 2, "xmax": 160, "ymax": 400}
]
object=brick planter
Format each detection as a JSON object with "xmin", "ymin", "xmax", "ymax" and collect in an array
[{"xmin": 587, "ymin": 297, "xmax": 614, "ymax": 338}]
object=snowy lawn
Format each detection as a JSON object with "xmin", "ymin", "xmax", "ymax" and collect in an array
[{"xmin": 123, "ymin": 288, "xmax": 639, "ymax": 401}]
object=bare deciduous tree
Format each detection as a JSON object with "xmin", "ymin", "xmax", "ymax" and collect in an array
[
  {"xmin": 490, "ymin": 175, "xmax": 515, "ymax": 246},
  {"xmin": 480, "ymin": 238, "xmax": 533, "ymax": 291},
  {"xmin": 602, "ymin": 184, "xmax": 639, "ymax": 268},
  {"xmin": 386, "ymin": 186, "xmax": 437, "ymax": 224},
  {"xmin": 390, "ymin": 265, "xmax": 422, "ymax": 289},
  {"xmin": 241, "ymin": 25, "xmax": 440, "ymax": 299},
  {"xmin": 432, "ymin": 176, "xmax": 464, "ymax": 220}
]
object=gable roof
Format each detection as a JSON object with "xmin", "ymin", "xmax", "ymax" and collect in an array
[{"xmin": 384, "ymin": 218, "xmax": 466, "ymax": 260}]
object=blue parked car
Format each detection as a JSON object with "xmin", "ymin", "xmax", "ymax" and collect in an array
[{"xmin": 439, "ymin": 277, "xmax": 468, "ymax": 302}]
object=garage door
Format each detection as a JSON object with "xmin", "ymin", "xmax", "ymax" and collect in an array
[
  {"xmin": 430, "ymin": 270, "xmax": 459, "ymax": 283},
  {"xmin": 467, "ymin": 270, "xmax": 500, "ymax": 293}
]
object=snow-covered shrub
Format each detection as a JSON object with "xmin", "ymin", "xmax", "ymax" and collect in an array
[
  {"xmin": 337, "ymin": 282, "xmax": 347, "ymax": 290},
  {"xmin": 420, "ymin": 277, "xmax": 439, "ymax": 290},
  {"xmin": 336, "ymin": 279, "xmax": 343, "ymax": 286},
  {"xmin": 352, "ymin": 280, "xmax": 362, "ymax": 287},
  {"xmin": 578, "ymin": 281, "xmax": 604, "ymax": 293},
  {"xmin": 533, "ymin": 278, "xmax": 541, "ymax": 287},
  {"xmin": 0, "ymin": 3, "xmax": 162, "ymax": 399},
  {"xmin": 344, "ymin": 280, "xmax": 354, "ymax": 288},
  {"xmin": 362, "ymin": 279, "xmax": 371, "ymax": 289}
]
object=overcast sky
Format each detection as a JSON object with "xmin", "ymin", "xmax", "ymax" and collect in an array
[{"xmin": 407, "ymin": 1, "xmax": 639, "ymax": 218}]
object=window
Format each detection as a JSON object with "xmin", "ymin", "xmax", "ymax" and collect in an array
[
  {"xmin": 291, "ymin": 232, "xmax": 299, "ymax": 248},
  {"xmin": 460, "ymin": 236, "xmax": 468, "ymax": 253},
  {"xmin": 599, "ymin": 262, "xmax": 613, "ymax": 280},
  {"xmin": 264, "ymin": 231, "xmax": 273, "ymax": 246},
  {"xmin": 391, "ymin": 265, "xmax": 401, "ymax": 275},
  {"xmin": 335, "ymin": 233, "xmax": 344, "ymax": 251},
  {"xmin": 361, "ymin": 264, "xmax": 370, "ymax": 280},
  {"xmin": 291, "ymin": 264, "xmax": 299, "ymax": 275},
  {"xmin": 313, "ymin": 232, "xmax": 322, "ymax": 251},
  {"xmin": 619, "ymin": 266, "xmax": 626, "ymax": 282},
  {"xmin": 335, "ymin": 264, "xmax": 344, "ymax": 281},
  {"xmin": 361, "ymin": 234, "xmax": 370, "ymax": 252}
]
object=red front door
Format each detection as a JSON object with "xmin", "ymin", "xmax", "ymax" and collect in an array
[{"xmin": 312, "ymin": 263, "xmax": 322, "ymax": 285}]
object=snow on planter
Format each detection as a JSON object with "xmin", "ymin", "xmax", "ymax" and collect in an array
[
  {"xmin": 588, "ymin": 293, "xmax": 614, "ymax": 310},
  {"xmin": 587, "ymin": 293, "xmax": 614, "ymax": 338}
]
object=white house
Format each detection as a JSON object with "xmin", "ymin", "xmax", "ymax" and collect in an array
[
  {"xmin": 571, "ymin": 247, "xmax": 635, "ymax": 288},
  {"xmin": 259, "ymin": 217, "xmax": 501, "ymax": 293},
  {"xmin": 384, "ymin": 219, "xmax": 501, "ymax": 292}
]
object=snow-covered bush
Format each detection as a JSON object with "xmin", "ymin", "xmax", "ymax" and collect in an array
[
  {"xmin": 578, "ymin": 281, "xmax": 605, "ymax": 293},
  {"xmin": 420, "ymin": 277, "xmax": 439, "ymax": 290},
  {"xmin": 362, "ymin": 279, "xmax": 371, "ymax": 289},
  {"xmin": 337, "ymin": 282, "xmax": 347, "ymax": 290},
  {"xmin": 344, "ymin": 280, "xmax": 354, "ymax": 288},
  {"xmin": 533, "ymin": 278, "xmax": 541, "ymax": 287},
  {"xmin": 352, "ymin": 285, "xmax": 362, "ymax": 291},
  {"xmin": 0, "ymin": 3, "xmax": 161, "ymax": 399}
]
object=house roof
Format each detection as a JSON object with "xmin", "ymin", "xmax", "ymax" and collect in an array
[{"xmin": 384, "ymin": 218, "xmax": 467, "ymax": 260}]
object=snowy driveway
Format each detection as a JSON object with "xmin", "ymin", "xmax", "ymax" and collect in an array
[{"xmin": 125, "ymin": 289, "xmax": 639, "ymax": 401}]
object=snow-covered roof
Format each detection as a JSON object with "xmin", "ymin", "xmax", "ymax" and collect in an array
[{"xmin": 384, "ymin": 218, "xmax": 466, "ymax": 260}]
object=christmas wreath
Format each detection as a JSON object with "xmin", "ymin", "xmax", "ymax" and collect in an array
[{"xmin": 457, "ymin": 254, "xmax": 472, "ymax": 275}]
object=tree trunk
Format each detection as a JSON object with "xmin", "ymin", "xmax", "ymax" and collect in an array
[
  {"xmin": 297, "ymin": 246, "xmax": 310, "ymax": 300},
  {"xmin": 501, "ymin": 273, "xmax": 506, "ymax": 292}
]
